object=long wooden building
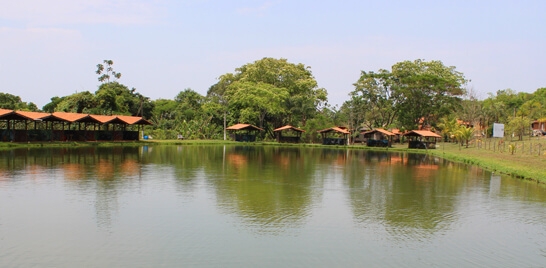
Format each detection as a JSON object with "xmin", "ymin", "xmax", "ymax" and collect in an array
[{"xmin": 0, "ymin": 109, "xmax": 152, "ymax": 142}]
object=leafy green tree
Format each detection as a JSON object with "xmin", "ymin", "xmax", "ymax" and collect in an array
[
  {"xmin": 339, "ymin": 96, "xmax": 367, "ymax": 133},
  {"xmin": 302, "ymin": 107, "xmax": 335, "ymax": 143},
  {"xmin": 209, "ymin": 57, "xmax": 327, "ymax": 134},
  {"xmin": 228, "ymin": 81, "xmax": 289, "ymax": 129},
  {"xmin": 494, "ymin": 89, "xmax": 529, "ymax": 114},
  {"xmin": 350, "ymin": 69, "xmax": 400, "ymax": 129},
  {"xmin": 42, "ymin": 96, "xmax": 65, "ymax": 112},
  {"xmin": 175, "ymin": 88, "xmax": 204, "ymax": 121},
  {"xmin": 53, "ymin": 91, "xmax": 95, "ymax": 113},
  {"xmin": 347, "ymin": 60, "xmax": 466, "ymax": 131},
  {"xmin": 506, "ymin": 116, "xmax": 532, "ymax": 141},
  {"xmin": 482, "ymin": 97, "xmax": 507, "ymax": 127},
  {"xmin": 392, "ymin": 59, "xmax": 467, "ymax": 130},
  {"xmin": 150, "ymin": 98, "xmax": 178, "ymax": 130},
  {"xmin": 0, "ymin": 92, "xmax": 38, "ymax": 111}
]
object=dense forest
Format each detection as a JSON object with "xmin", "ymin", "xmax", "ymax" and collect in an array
[{"xmin": 2, "ymin": 58, "xmax": 545, "ymax": 142}]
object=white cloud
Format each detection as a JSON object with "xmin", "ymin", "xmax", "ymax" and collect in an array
[{"xmin": 0, "ymin": 0, "xmax": 166, "ymax": 26}]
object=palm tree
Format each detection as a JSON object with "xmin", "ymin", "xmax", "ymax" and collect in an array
[
  {"xmin": 438, "ymin": 116, "xmax": 459, "ymax": 142},
  {"xmin": 455, "ymin": 126, "xmax": 475, "ymax": 148}
]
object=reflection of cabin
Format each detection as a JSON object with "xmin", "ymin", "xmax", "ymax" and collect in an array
[
  {"xmin": 226, "ymin": 123, "xmax": 263, "ymax": 142},
  {"xmin": 0, "ymin": 108, "xmax": 152, "ymax": 142},
  {"xmin": 273, "ymin": 125, "xmax": 305, "ymax": 143},
  {"xmin": 403, "ymin": 130, "xmax": 442, "ymax": 149},
  {"xmin": 317, "ymin": 126, "xmax": 350, "ymax": 145},
  {"xmin": 361, "ymin": 128, "xmax": 395, "ymax": 147}
]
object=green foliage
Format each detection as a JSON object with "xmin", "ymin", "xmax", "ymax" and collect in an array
[
  {"xmin": 349, "ymin": 69, "xmax": 399, "ymax": 129},
  {"xmin": 393, "ymin": 59, "xmax": 467, "ymax": 130},
  {"xmin": 344, "ymin": 59, "xmax": 467, "ymax": 131},
  {"xmin": 96, "ymin": 60, "xmax": 122, "ymax": 83},
  {"xmin": 437, "ymin": 116, "xmax": 459, "ymax": 142},
  {"xmin": 301, "ymin": 108, "xmax": 335, "ymax": 143},
  {"xmin": 208, "ymin": 57, "xmax": 326, "ymax": 135},
  {"xmin": 42, "ymin": 96, "xmax": 65, "ymax": 112},
  {"xmin": 506, "ymin": 116, "xmax": 532, "ymax": 141},
  {"xmin": 0, "ymin": 92, "xmax": 38, "ymax": 111},
  {"xmin": 54, "ymin": 91, "xmax": 95, "ymax": 113},
  {"xmin": 228, "ymin": 81, "xmax": 289, "ymax": 128},
  {"xmin": 454, "ymin": 126, "xmax": 474, "ymax": 148}
]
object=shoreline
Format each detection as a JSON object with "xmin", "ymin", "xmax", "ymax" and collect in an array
[{"xmin": 1, "ymin": 139, "xmax": 544, "ymax": 184}]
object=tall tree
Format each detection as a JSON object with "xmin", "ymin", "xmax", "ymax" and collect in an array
[
  {"xmin": 350, "ymin": 69, "xmax": 400, "ymax": 128},
  {"xmin": 175, "ymin": 88, "xmax": 204, "ymax": 121},
  {"xmin": 228, "ymin": 81, "xmax": 289, "ymax": 128},
  {"xmin": 208, "ymin": 57, "xmax": 327, "ymax": 133},
  {"xmin": 392, "ymin": 59, "xmax": 467, "ymax": 129},
  {"xmin": 96, "ymin": 60, "xmax": 122, "ymax": 83}
]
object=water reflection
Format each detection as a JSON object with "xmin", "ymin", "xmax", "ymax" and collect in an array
[
  {"xmin": 1, "ymin": 145, "xmax": 546, "ymax": 267},
  {"xmin": 1, "ymin": 146, "xmax": 546, "ymax": 235}
]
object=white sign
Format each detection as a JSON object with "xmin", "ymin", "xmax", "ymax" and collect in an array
[{"xmin": 493, "ymin": 123, "xmax": 504, "ymax": 138}]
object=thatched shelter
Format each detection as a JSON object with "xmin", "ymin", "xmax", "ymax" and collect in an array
[
  {"xmin": 226, "ymin": 123, "xmax": 264, "ymax": 142},
  {"xmin": 403, "ymin": 130, "xmax": 442, "ymax": 149},
  {"xmin": 361, "ymin": 128, "xmax": 395, "ymax": 147},
  {"xmin": 317, "ymin": 126, "xmax": 350, "ymax": 145},
  {"xmin": 273, "ymin": 125, "xmax": 305, "ymax": 143}
]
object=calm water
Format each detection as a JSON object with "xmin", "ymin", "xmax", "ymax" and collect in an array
[{"xmin": 1, "ymin": 145, "xmax": 546, "ymax": 267}]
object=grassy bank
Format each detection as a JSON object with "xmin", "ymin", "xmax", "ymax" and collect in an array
[
  {"xmin": 426, "ymin": 139, "xmax": 546, "ymax": 183},
  {"xmin": 2, "ymin": 137, "xmax": 545, "ymax": 183}
]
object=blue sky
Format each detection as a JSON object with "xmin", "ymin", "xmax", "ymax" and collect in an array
[{"xmin": 1, "ymin": 0, "xmax": 545, "ymax": 109}]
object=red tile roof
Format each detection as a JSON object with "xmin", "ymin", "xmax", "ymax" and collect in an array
[
  {"xmin": 15, "ymin": 111, "xmax": 51, "ymax": 121},
  {"xmin": 51, "ymin": 112, "xmax": 91, "ymax": 122},
  {"xmin": 361, "ymin": 128, "xmax": 395, "ymax": 136},
  {"xmin": 317, "ymin": 126, "xmax": 350, "ymax": 134},
  {"xmin": 117, "ymin": 115, "xmax": 153, "ymax": 125},
  {"xmin": 273, "ymin": 125, "xmax": 305, "ymax": 132},
  {"xmin": 0, "ymin": 109, "xmax": 151, "ymax": 125},
  {"xmin": 0, "ymin": 109, "xmax": 14, "ymax": 117},
  {"xmin": 403, "ymin": 130, "xmax": 442, "ymax": 138},
  {"xmin": 226, "ymin": 123, "xmax": 264, "ymax": 131}
]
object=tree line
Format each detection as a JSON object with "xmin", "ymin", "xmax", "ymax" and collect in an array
[{"xmin": 2, "ymin": 58, "xmax": 544, "ymax": 142}]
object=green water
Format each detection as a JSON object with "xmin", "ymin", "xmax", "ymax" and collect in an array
[{"xmin": 1, "ymin": 145, "xmax": 545, "ymax": 267}]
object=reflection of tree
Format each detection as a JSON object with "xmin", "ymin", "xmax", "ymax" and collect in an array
[
  {"xmin": 212, "ymin": 146, "xmax": 320, "ymax": 234},
  {"xmin": 137, "ymin": 145, "xmax": 322, "ymax": 233},
  {"xmin": 345, "ymin": 152, "xmax": 467, "ymax": 240}
]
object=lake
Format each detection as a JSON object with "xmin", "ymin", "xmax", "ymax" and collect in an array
[{"xmin": 1, "ymin": 145, "xmax": 545, "ymax": 267}]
